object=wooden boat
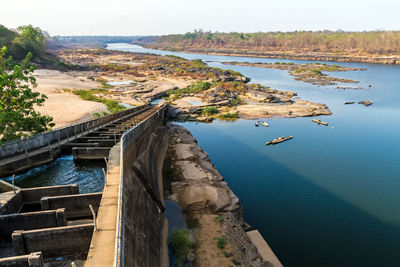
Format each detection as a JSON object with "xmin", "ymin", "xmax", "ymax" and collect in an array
[
  {"xmin": 344, "ymin": 101, "xmax": 355, "ymax": 105},
  {"xmin": 266, "ymin": 136, "xmax": 293, "ymax": 146},
  {"xmin": 312, "ymin": 119, "xmax": 328, "ymax": 126},
  {"xmin": 260, "ymin": 122, "xmax": 269, "ymax": 127}
]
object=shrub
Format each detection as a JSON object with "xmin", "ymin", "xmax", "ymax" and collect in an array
[
  {"xmin": 186, "ymin": 217, "xmax": 199, "ymax": 229},
  {"xmin": 214, "ymin": 215, "xmax": 224, "ymax": 223},
  {"xmin": 232, "ymin": 259, "xmax": 241, "ymax": 266},
  {"xmin": 168, "ymin": 229, "xmax": 194, "ymax": 266},
  {"xmin": 311, "ymin": 69, "xmax": 322, "ymax": 76},
  {"xmin": 229, "ymin": 96, "xmax": 242, "ymax": 106},
  {"xmin": 213, "ymin": 236, "xmax": 227, "ymax": 249},
  {"xmin": 224, "ymin": 250, "xmax": 231, "ymax": 258}
]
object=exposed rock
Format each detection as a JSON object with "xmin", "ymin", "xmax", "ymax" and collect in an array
[
  {"xmin": 166, "ymin": 125, "xmax": 268, "ymax": 266},
  {"xmin": 166, "ymin": 106, "xmax": 179, "ymax": 119},
  {"xmin": 358, "ymin": 100, "xmax": 373, "ymax": 106}
]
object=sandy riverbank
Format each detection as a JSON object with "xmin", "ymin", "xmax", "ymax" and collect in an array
[{"xmin": 33, "ymin": 69, "xmax": 107, "ymax": 127}]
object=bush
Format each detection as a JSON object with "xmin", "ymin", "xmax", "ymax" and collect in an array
[
  {"xmin": 229, "ymin": 96, "xmax": 242, "ymax": 106},
  {"xmin": 213, "ymin": 236, "xmax": 227, "ymax": 249},
  {"xmin": 168, "ymin": 229, "xmax": 194, "ymax": 267},
  {"xmin": 203, "ymin": 106, "xmax": 219, "ymax": 115},
  {"xmin": 186, "ymin": 217, "xmax": 199, "ymax": 229},
  {"xmin": 214, "ymin": 215, "xmax": 224, "ymax": 223}
]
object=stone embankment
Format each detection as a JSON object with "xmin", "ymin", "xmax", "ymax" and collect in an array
[{"xmin": 166, "ymin": 125, "xmax": 282, "ymax": 267}]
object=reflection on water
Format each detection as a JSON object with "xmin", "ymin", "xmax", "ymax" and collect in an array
[
  {"xmin": 164, "ymin": 200, "xmax": 192, "ymax": 267},
  {"xmin": 107, "ymin": 80, "xmax": 133, "ymax": 86},
  {"xmin": 187, "ymin": 100, "xmax": 204, "ymax": 106},
  {"xmin": 151, "ymin": 98, "xmax": 165, "ymax": 105},
  {"xmin": 108, "ymin": 43, "xmax": 400, "ymax": 267}
]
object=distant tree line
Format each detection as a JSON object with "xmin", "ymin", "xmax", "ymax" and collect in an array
[
  {"xmin": 54, "ymin": 35, "xmax": 158, "ymax": 49},
  {"xmin": 147, "ymin": 30, "xmax": 400, "ymax": 56}
]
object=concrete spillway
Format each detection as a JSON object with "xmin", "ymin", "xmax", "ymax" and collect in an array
[
  {"xmin": 0, "ymin": 104, "xmax": 153, "ymax": 177},
  {"xmin": 0, "ymin": 104, "xmax": 167, "ymax": 266}
]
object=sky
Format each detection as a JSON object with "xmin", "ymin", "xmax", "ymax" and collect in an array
[{"xmin": 3, "ymin": 0, "xmax": 400, "ymax": 36}]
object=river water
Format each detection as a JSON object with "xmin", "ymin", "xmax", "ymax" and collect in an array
[{"xmin": 107, "ymin": 43, "xmax": 400, "ymax": 267}]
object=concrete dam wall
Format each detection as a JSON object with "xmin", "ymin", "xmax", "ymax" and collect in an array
[{"xmin": 86, "ymin": 105, "xmax": 169, "ymax": 266}]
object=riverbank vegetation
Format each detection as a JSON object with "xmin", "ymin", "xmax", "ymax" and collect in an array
[{"xmin": 140, "ymin": 30, "xmax": 400, "ymax": 62}]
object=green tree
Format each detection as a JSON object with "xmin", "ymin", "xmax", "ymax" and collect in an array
[
  {"xmin": 9, "ymin": 25, "xmax": 46, "ymax": 61},
  {"xmin": 0, "ymin": 46, "xmax": 54, "ymax": 143}
]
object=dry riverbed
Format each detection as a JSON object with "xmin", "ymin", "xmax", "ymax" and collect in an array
[{"xmin": 52, "ymin": 49, "xmax": 332, "ymax": 123}]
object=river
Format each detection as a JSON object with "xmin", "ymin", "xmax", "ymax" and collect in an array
[{"xmin": 107, "ymin": 43, "xmax": 400, "ymax": 267}]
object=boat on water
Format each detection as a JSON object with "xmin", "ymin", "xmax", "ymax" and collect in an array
[
  {"xmin": 260, "ymin": 122, "xmax": 269, "ymax": 127},
  {"xmin": 266, "ymin": 136, "xmax": 293, "ymax": 146},
  {"xmin": 312, "ymin": 119, "xmax": 328, "ymax": 126}
]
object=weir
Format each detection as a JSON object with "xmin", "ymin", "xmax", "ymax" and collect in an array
[{"xmin": 0, "ymin": 103, "xmax": 280, "ymax": 266}]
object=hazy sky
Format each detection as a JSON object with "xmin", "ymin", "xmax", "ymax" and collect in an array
[{"xmin": 3, "ymin": 0, "xmax": 400, "ymax": 36}]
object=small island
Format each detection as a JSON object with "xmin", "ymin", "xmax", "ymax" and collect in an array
[{"xmin": 222, "ymin": 61, "xmax": 366, "ymax": 86}]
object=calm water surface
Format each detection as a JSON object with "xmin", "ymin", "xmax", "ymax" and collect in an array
[{"xmin": 108, "ymin": 43, "xmax": 400, "ymax": 267}]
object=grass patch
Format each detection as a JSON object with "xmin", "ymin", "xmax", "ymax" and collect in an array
[
  {"xmin": 202, "ymin": 106, "xmax": 219, "ymax": 115},
  {"xmin": 218, "ymin": 112, "xmax": 239, "ymax": 120},
  {"xmin": 166, "ymin": 80, "xmax": 212, "ymax": 99},
  {"xmin": 168, "ymin": 229, "xmax": 194, "ymax": 267},
  {"xmin": 73, "ymin": 89, "xmax": 126, "ymax": 114}
]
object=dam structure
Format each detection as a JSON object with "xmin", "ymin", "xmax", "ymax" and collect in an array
[{"xmin": 0, "ymin": 104, "xmax": 281, "ymax": 267}]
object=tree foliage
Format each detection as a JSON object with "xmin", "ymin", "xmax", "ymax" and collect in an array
[
  {"xmin": 150, "ymin": 31, "xmax": 400, "ymax": 56},
  {"xmin": 0, "ymin": 46, "xmax": 54, "ymax": 143},
  {"xmin": 0, "ymin": 24, "xmax": 47, "ymax": 62}
]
